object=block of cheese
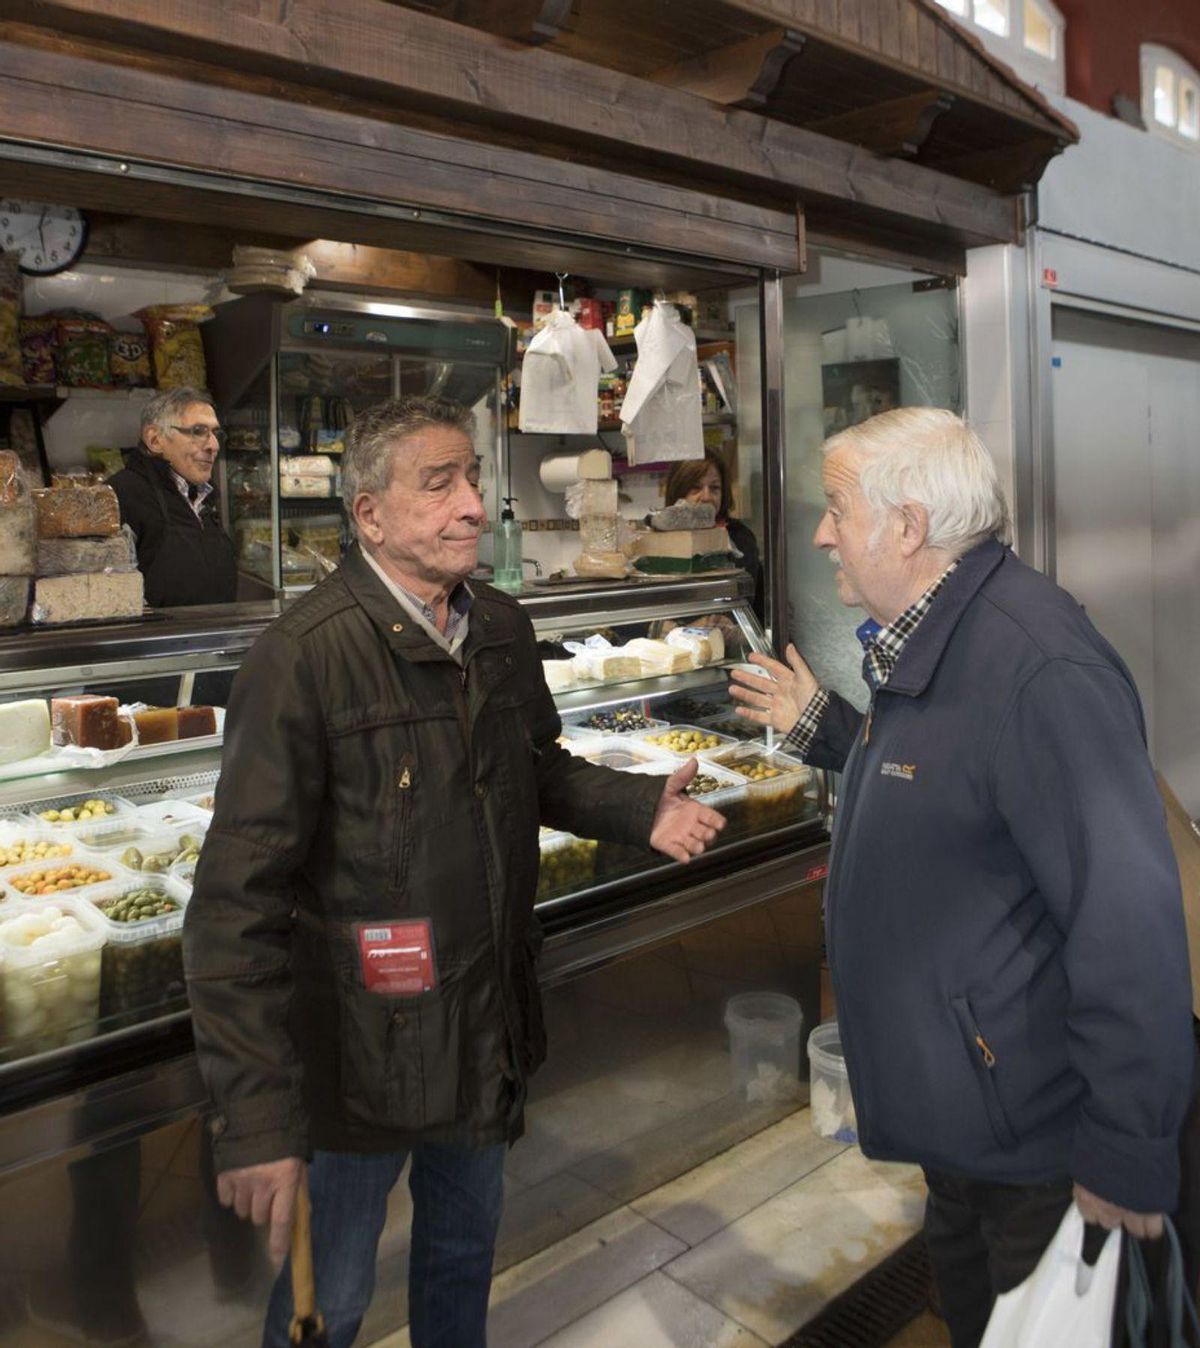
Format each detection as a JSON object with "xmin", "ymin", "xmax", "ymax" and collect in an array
[
  {"xmin": 177, "ymin": 705, "xmax": 217, "ymax": 738},
  {"xmin": 34, "ymin": 484, "xmax": 120, "ymax": 538},
  {"xmin": 32, "ymin": 570, "xmax": 144, "ymax": 624},
  {"xmin": 651, "ymin": 501, "xmax": 716, "ymax": 531},
  {"xmin": 133, "ymin": 707, "xmax": 179, "ymax": 745},
  {"xmin": 280, "ymin": 455, "xmax": 337, "ymax": 477},
  {"xmin": 51, "ymin": 695, "xmax": 124, "ymax": 750},
  {"xmin": 0, "ymin": 699, "xmax": 51, "ymax": 765},
  {"xmin": 542, "ymin": 660, "xmax": 576, "ymax": 694},
  {"xmin": 0, "ymin": 576, "xmax": 29, "ymax": 627},
  {"xmin": 280, "ymin": 473, "xmax": 337, "ymax": 498},
  {"xmin": 634, "ymin": 526, "xmax": 730, "ymax": 559},
  {"xmin": 666, "ymin": 625, "xmax": 725, "ymax": 668},
  {"xmin": 0, "ymin": 450, "xmax": 23, "ymax": 506},
  {"xmin": 624, "ymin": 637, "xmax": 692, "ymax": 676},
  {"xmin": 575, "ymin": 479, "xmax": 619, "ymax": 516},
  {"xmin": 577, "ymin": 448, "xmax": 613, "ymax": 480},
  {"xmin": 573, "ymin": 552, "xmax": 627, "ymax": 580},
  {"xmin": 37, "ymin": 527, "xmax": 137, "ymax": 577},
  {"xmin": 0, "ymin": 498, "xmax": 35, "ymax": 576},
  {"xmin": 576, "ymin": 648, "xmax": 641, "ymax": 682}
]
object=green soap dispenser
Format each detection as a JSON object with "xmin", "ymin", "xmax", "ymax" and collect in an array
[{"xmin": 493, "ymin": 497, "xmax": 524, "ymax": 592}]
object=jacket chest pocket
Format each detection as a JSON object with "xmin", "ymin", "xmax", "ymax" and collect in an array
[{"xmin": 389, "ymin": 751, "xmax": 417, "ymax": 891}]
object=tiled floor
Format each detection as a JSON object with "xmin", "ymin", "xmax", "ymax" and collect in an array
[{"xmin": 370, "ymin": 1108, "xmax": 927, "ymax": 1348}]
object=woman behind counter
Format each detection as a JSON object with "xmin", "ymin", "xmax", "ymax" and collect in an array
[
  {"xmin": 107, "ymin": 386, "xmax": 238, "ymax": 608},
  {"xmin": 662, "ymin": 450, "xmax": 763, "ymax": 620}
]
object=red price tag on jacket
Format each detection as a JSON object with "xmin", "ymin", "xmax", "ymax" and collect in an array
[{"xmin": 356, "ymin": 919, "xmax": 438, "ymax": 995}]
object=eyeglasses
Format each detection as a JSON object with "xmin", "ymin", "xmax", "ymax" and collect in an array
[{"xmin": 170, "ymin": 424, "xmax": 225, "ymax": 446}]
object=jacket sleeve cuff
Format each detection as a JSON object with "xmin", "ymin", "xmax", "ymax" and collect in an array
[
  {"xmin": 1070, "ymin": 1114, "xmax": 1181, "ymax": 1214},
  {"xmin": 207, "ymin": 1092, "xmax": 310, "ymax": 1174}
]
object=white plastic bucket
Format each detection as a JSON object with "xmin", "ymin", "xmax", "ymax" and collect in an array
[
  {"xmin": 724, "ymin": 991, "xmax": 803, "ymax": 1103},
  {"xmin": 807, "ymin": 1020, "xmax": 858, "ymax": 1143}
]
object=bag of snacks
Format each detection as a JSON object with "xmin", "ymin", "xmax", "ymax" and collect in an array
[
  {"xmin": 56, "ymin": 315, "xmax": 114, "ymax": 388},
  {"xmin": 19, "ymin": 315, "xmax": 57, "ymax": 385},
  {"xmin": 108, "ymin": 331, "xmax": 151, "ymax": 388},
  {"xmin": 0, "ymin": 253, "xmax": 24, "ymax": 388},
  {"xmin": 136, "ymin": 304, "xmax": 213, "ymax": 390}
]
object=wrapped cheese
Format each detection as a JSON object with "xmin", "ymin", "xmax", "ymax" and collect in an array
[
  {"xmin": 624, "ymin": 638, "xmax": 692, "ymax": 676},
  {"xmin": 0, "ymin": 699, "xmax": 51, "ymax": 765},
  {"xmin": 0, "ymin": 501, "xmax": 35, "ymax": 577},
  {"xmin": 666, "ymin": 625, "xmax": 725, "ymax": 667},
  {"xmin": 37, "ymin": 526, "xmax": 137, "ymax": 577},
  {"xmin": 541, "ymin": 660, "xmax": 576, "ymax": 694},
  {"xmin": 575, "ymin": 648, "xmax": 641, "ymax": 682},
  {"xmin": 651, "ymin": 501, "xmax": 717, "ymax": 531},
  {"xmin": 573, "ymin": 552, "xmax": 627, "ymax": 580},
  {"xmin": 0, "ymin": 576, "xmax": 29, "ymax": 627},
  {"xmin": 32, "ymin": 570, "xmax": 144, "ymax": 624},
  {"xmin": 280, "ymin": 456, "xmax": 337, "ymax": 477},
  {"xmin": 280, "ymin": 473, "xmax": 337, "ymax": 498},
  {"xmin": 34, "ymin": 484, "xmax": 120, "ymax": 539}
]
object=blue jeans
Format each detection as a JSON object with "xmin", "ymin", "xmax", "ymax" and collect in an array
[{"xmin": 262, "ymin": 1142, "xmax": 506, "ymax": 1348}]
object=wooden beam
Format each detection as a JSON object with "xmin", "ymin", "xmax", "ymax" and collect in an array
[
  {"xmin": 0, "ymin": 36, "xmax": 801, "ymax": 272},
  {"xmin": 921, "ymin": 137, "xmax": 1066, "ymax": 194},
  {"xmin": 450, "ymin": 0, "xmax": 573, "ymax": 44},
  {"xmin": 806, "ymin": 90, "xmax": 956, "ymax": 158},
  {"xmin": 7, "ymin": 0, "xmax": 1020, "ymax": 245},
  {"xmin": 646, "ymin": 27, "xmax": 806, "ymax": 108}
]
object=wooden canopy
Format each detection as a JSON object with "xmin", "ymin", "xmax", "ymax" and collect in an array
[{"xmin": 0, "ymin": 0, "xmax": 1079, "ymax": 279}]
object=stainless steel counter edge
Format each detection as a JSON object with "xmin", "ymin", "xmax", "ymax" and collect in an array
[{"xmin": 0, "ymin": 839, "xmax": 828, "ymax": 1176}]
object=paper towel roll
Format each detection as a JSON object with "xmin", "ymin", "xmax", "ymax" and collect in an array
[
  {"xmin": 539, "ymin": 454, "xmax": 582, "ymax": 493},
  {"xmin": 539, "ymin": 448, "xmax": 612, "ymax": 493}
]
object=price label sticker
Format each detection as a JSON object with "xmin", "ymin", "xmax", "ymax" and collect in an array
[{"xmin": 355, "ymin": 919, "xmax": 438, "ymax": 996}]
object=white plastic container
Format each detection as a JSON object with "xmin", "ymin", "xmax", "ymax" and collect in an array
[
  {"xmin": 724, "ymin": 992, "xmax": 804, "ymax": 1104},
  {"xmin": 808, "ymin": 1020, "xmax": 858, "ymax": 1143},
  {"xmin": 17, "ymin": 791, "xmax": 137, "ymax": 837},
  {"xmin": 135, "ymin": 798, "xmax": 211, "ymax": 831},
  {"xmin": 77, "ymin": 876, "xmax": 191, "ymax": 1025},
  {"xmin": 0, "ymin": 820, "xmax": 78, "ymax": 871},
  {"xmin": 0, "ymin": 897, "xmax": 107, "ymax": 1055}
]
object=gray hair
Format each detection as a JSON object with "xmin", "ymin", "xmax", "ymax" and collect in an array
[
  {"xmin": 823, "ymin": 407, "xmax": 1010, "ymax": 556},
  {"xmin": 140, "ymin": 386, "xmax": 215, "ymax": 436},
  {"xmin": 342, "ymin": 396, "xmax": 476, "ymax": 531}
]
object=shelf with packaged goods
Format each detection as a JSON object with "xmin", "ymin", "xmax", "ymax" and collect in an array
[{"xmin": 0, "ymin": 385, "xmax": 155, "ymax": 405}]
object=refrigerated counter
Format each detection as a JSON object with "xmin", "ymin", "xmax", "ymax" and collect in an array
[{"xmin": 0, "ymin": 572, "xmax": 830, "ymax": 1175}]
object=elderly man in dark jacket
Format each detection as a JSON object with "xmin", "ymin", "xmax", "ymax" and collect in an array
[
  {"xmin": 183, "ymin": 396, "xmax": 724, "ymax": 1348},
  {"xmin": 731, "ymin": 407, "xmax": 1194, "ymax": 1348}
]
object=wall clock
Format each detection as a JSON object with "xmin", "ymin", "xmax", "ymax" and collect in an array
[{"xmin": 0, "ymin": 200, "xmax": 88, "ymax": 275}]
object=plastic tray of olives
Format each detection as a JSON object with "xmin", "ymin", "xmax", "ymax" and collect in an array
[
  {"xmin": 0, "ymin": 857, "xmax": 124, "ymax": 901},
  {"xmin": 703, "ymin": 744, "xmax": 814, "ymax": 828},
  {"xmin": 562, "ymin": 707, "xmax": 668, "ymax": 737},
  {"xmin": 622, "ymin": 758, "xmax": 748, "ymax": 833},
  {"xmin": 537, "ymin": 831, "xmax": 599, "ymax": 900},
  {"xmin": 0, "ymin": 821, "xmax": 78, "ymax": 871},
  {"xmin": 11, "ymin": 793, "xmax": 137, "ymax": 836},
  {"xmin": 629, "ymin": 724, "xmax": 738, "ymax": 759},
  {"xmin": 80, "ymin": 876, "xmax": 192, "ymax": 1024},
  {"xmin": 85, "ymin": 827, "xmax": 206, "ymax": 877}
]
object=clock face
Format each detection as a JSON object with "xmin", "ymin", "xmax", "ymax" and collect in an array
[{"xmin": 0, "ymin": 200, "xmax": 87, "ymax": 276}]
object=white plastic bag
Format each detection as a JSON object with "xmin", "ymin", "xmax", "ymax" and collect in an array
[
  {"xmin": 620, "ymin": 302, "xmax": 704, "ymax": 464},
  {"xmin": 980, "ymin": 1204, "xmax": 1120, "ymax": 1347},
  {"xmin": 518, "ymin": 309, "xmax": 616, "ymax": 434}
]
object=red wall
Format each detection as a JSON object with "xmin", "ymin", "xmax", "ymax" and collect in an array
[{"xmin": 1056, "ymin": 0, "xmax": 1200, "ymax": 115}]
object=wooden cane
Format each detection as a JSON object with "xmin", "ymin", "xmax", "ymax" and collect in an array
[{"xmin": 289, "ymin": 1174, "xmax": 330, "ymax": 1347}]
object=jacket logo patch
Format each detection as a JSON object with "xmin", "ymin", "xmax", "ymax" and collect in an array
[{"xmin": 881, "ymin": 761, "xmax": 917, "ymax": 782}]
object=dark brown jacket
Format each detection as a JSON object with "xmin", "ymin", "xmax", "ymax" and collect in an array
[{"xmin": 183, "ymin": 544, "xmax": 661, "ymax": 1171}]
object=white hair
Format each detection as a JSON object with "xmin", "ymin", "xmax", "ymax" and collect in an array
[{"xmin": 822, "ymin": 407, "xmax": 1010, "ymax": 556}]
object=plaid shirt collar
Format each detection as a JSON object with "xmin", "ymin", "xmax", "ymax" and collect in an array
[{"xmin": 860, "ymin": 560, "xmax": 960, "ymax": 690}]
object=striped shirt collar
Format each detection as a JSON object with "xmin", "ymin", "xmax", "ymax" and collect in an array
[{"xmin": 860, "ymin": 560, "xmax": 960, "ymax": 690}]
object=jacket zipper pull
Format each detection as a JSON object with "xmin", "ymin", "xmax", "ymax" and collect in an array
[
  {"xmin": 863, "ymin": 697, "xmax": 876, "ymax": 745},
  {"xmin": 398, "ymin": 767, "xmax": 411, "ymax": 790},
  {"xmin": 975, "ymin": 1033, "xmax": 996, "ymax": 1068}
]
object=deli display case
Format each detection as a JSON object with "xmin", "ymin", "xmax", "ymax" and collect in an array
[{"xmin": 0, "ymin": 574, "xmax": 827, "ymax": 1152}]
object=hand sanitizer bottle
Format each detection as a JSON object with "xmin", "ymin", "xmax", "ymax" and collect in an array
[{"xmin": 493, "ymin": 498, "xmax": 524, "ymax": 593}]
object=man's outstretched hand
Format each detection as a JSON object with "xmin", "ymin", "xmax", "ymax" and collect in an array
[{"xmin": 649, "ymin": 758, "xmax": 726, "ymax": 863}]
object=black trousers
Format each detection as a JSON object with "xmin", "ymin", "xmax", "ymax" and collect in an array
[{"xmin": 922, "ymin": 1169, "xmax": 1083, "ymax": 1348}]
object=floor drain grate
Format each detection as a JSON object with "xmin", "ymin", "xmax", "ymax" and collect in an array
[{"xmin": 781, "ymin": 1235, "xmax": 934, "ymax": 1348}]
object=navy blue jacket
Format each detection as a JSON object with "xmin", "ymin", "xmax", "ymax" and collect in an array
[{"xmin": 812, "ymin": 538, "xmax": 1193, "ymax": 1212}]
